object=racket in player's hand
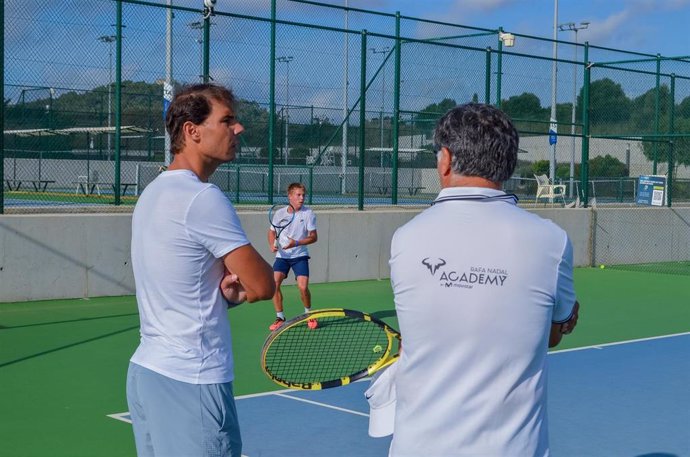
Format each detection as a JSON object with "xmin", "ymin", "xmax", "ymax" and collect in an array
[
  {"xmin": 260, "ymin": 308, "xmax": 400, "ymax": 390},
  {"xmin": 269, "ymin": 203, "xmax": 296, "ymax": 251}
]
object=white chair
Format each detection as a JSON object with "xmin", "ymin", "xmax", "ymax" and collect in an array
[{"xmin": 534, "ymin": 174, "xmax": 566, "ymax": 206}]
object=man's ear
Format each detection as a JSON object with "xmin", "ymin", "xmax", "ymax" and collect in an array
[
  {"xmin": 437, "ymin": 147, "xmax": 452, "ymax": 178},
  {"xmin": 182, "ymin": 121, "xmax": 200, "ymax": 143}
]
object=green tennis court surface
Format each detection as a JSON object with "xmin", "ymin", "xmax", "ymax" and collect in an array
[{"xmin": 1, "ymin": 268, "xmax": 688, "ymax": 457}]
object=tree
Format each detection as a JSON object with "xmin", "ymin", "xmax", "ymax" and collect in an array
[
  {"xmin": 588, "ymin": 154, "xmax": 628, "ymax": 177},
  {"xmin": 501, "ymin": 92, "xmax": 547, "ymax": 121},
  {"xmin": 577, "ymin": 78, "xmax": 631, "ymax": 126},
  {"xmin": 629, "ymin": 84, "xmax": 671, "ymax": 132},
  {"xmin": 413, "ymin": 98, "xmax": 457, "ymax": 134},
  {"xmin": 678, "ymin": 96, "xmax": 690, "ymax": 118}
]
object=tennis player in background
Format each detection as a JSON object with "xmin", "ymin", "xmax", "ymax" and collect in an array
[
  {"xmin": 388, "ymin": 103, "xmax": 579, "ymax": 457},
  {"xmin": 127, "ymin": 83, "xmax": 275, "ymax": 457},
  {"xmin": 267, "ymin": 183, "xmax": 318, "ymax": 331}
]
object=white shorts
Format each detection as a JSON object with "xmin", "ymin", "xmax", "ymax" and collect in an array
[{"xmin": 126, "ymin": 362, "xmax": 242, "ymax": 457}]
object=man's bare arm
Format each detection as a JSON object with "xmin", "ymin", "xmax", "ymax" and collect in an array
[{"xmin": 223, "ymin": 244, "xmax": 275, "ymax": 303}]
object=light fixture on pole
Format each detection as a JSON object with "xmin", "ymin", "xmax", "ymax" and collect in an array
[
  {"xmin": 370, "ymin": 46, "xmax": 390, "ymax": 167},
  {"xmin": 98, "ymin": 34, "xmax": 116, "ymax": 160},
  {"xmin": 277, "ymin": 56, "xmax": 294, "ymax": 165},
  {"xmin": 498, "ymin": 31, "xmax": 515, "ymax": 47},
  {"xmin": 559, "ymin": 21, "xmax": 589, "ymax": 198}
]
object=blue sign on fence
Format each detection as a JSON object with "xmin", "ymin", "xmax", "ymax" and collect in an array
[
  {"xmin": 548, "ymin": 119, "xmax": 557, "ymax": 145},
  {"xmin": 163, "ymin": 82, "xmax": 173, "ymax": 121},
  {"xmin": 636, "ymin": 175, "xmax": 666, "ymax": 206}
]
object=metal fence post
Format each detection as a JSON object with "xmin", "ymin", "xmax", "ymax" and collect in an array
[
  {"xmin": 581, "ymin": 43, "xmax": 590, "ymax": 208},
  {"xmin": 485, "ymin": 47, "xmax": 492, "ymax": 104},
  {"xmin": 358, "ymin": 30, "xmax": 367, "ymax": 211},
  {"xmin": 668, "ymin": 74, "xmax": 675, "ymax": 207},
  {"xmin": 268, "ymin": 0, "xmax": 277, "ymax": 204},
  {"xmin": 391, "ymin": 12, "xmax": 401, "ymax": 205},
  {"xmin": 114, "ymin": 0, "xmax": 123, "ymax": 205}
]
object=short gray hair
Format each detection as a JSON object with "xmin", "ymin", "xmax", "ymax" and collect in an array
[{"xmin": 433, "ymin": 103, "xmax": 519, "ymax": 183}]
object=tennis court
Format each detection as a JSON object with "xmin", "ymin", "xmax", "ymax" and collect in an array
[{"xmin": 1, "ymin": 268, "xmax": 689, "ymax": 457}]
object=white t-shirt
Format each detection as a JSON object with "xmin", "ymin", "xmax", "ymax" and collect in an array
[
  {"xmin": 389, "ymin": 187, "xmax": 576, "ymax": 457},
  {"xmin": 130, "ymin": 169, "xmax": 249, "ymax": 384},
  {"xmin": 270, "ymin": 205, "xmax": 316, "ymax": 259}
]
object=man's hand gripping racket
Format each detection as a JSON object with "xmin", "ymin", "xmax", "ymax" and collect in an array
[
  {"xmin": 268, "ymin": 203, "xmax": 296, "ymax": 251},
  {"xmin": 260, "ymin": 308, "xmax": 400, "ymax": 390}
]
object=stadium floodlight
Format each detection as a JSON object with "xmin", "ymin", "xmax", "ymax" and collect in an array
[{"xmin": 559, "ymin": 21, "xmax": 589, "ymax": 197}]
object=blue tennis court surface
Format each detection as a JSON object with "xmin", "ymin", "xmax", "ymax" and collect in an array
[{"xmin": 110, "ymin": 333, "xmax": 690, "ymax": 456}]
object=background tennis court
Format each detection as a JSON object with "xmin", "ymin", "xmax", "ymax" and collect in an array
[{"xmin": 1, "ymin": 267, "xmax": 688, "ymax": 457}]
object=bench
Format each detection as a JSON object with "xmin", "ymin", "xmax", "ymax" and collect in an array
[
  {"xmin": 374, "ymin": 186, "xmax": 426, "ymax": 196},
  {"xmin": 73, "ymin": 181, "xmax": 137, "ymax": 196},
  {"xmin": 405, "ymin": 186, "xmax": 426, "ymax": 195},
  {"xmin": 5, "ymin": 179, "xmax": 56, "ymax": 192}
]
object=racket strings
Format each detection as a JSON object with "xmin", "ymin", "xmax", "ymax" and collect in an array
[{"xmin": 264, "ymin": 315, "xmax": 390, "ymax": 384}]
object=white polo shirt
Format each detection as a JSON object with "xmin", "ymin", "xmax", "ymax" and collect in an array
[
  {"xmin": 130, "ymin": 169, "xmax": 249, "ymax": 384},
  {"xmin": 389, "ymin": 187, "xmax": 576, "ymax": 457},
  {"xmin": 270, "ymin": 205, "xmax": 316, "ymax": 259}
]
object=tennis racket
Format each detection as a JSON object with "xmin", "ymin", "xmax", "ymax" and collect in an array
[
  {"xmin": 260, "ymin": 308, "xmax": 401, "ymax": 390},
  {"xmin": 268, "ymin": 203, "xmax": 295, "ymax": 249}
]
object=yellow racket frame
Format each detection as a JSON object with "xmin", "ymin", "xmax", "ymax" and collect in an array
[{"xmin": 260, "ymin": 308, "xmax": 400, "ymax": 390}]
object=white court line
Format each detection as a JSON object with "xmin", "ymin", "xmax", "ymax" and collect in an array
[
  {"xmin": 273, "ymin": 392, "xmax": 369, "ymax": 417},
  {"xmin": 105, "ymin": 414, "xmax": 250, "ymax": 457},
  {"xmin": 106, "ymin": 412, "xmax": 132, "ymax": 424},
  {"xmin": 108, "ymin": 332, "xmax": 690, "ymax": 431},
  {"xmin": 548, "ymin": 331, "xmax": 690, "ymax": 354}
]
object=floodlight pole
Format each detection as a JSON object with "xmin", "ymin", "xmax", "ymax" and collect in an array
[
  {"xmin": 98, "ymin": 34, "xmax": 116, "ymax": 160},
  {"xmin": 341, "ymin": 0, "xmax": 349, "ymax": 194},
  {"xmin": 189, "ymin": 21, "xmax": 204, "ymax": 82},
  {"xmin": 371, "ymin": 47, "xmax": 390, "ymax": 167},
  {"xmin": 559, "ymin": 21, "xmax": 589, "ymax": 198},
  {"xmin": 164, "ymin": 0, "xmax": 173, "ymax": 166},
  {"xmin": 277, "ymin": 56, "xmax": 294, "ymax": 165},
  {"xmin": 549, "ymin": 0, "xmax": 559, "ymax": 183}
]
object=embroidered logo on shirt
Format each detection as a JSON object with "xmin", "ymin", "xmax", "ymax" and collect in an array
[
  {"xmin": 422, "ymin": 260, "xmax": 509, "ymax": 289},
  {"xmin": 421, "ymin": 257, "xmax": 446, "ymax": 276}
]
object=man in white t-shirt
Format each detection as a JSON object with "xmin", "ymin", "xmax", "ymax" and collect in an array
[
  {"xmin": 267, "ymin": 182, "xmax": 318, "ymax": 330},
  {"xmin": 389, "ymin": 103, "xmax": 580, "ymax": 457},
  {"xmin": 127, "ymin": 83, "xmax": 275, "ymax": 457}
]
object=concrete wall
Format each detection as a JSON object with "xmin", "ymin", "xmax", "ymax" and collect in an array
[{"xmin": 0, "ymin": 207, "xmax": 687, "ymax": 302}]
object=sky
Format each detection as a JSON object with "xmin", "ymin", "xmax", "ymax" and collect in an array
[
  {"xmin": 323, "ymin": 0, "xmax": 690, "ymax": 57},
  {"xmin": 4, "ymin": 0, "xmax": 689, "ymax": 114}
]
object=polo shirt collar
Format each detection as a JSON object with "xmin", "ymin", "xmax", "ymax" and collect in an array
[{"xmin": 432, "ymin": 187, "xmax": 519, "ymax": 206}]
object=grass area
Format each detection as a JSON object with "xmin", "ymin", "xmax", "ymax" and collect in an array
[{"xmin": 0, "ymin": 269, "xmax": 688, "ymax": 457}]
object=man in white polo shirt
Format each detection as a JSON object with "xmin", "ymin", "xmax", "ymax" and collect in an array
[
  {"xmin": 389, "ymin": 103, "xmax": 579, "ymax": 457},
  {"xmin": 128, "ymin": 83, "xmax": 275, "ymax": 457}
]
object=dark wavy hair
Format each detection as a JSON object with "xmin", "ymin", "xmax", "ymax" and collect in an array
[
  {"xmin": 165, "ymin": 84, "xmax": 236, "ymax": 155},
  {"xmin": 433, "ymin": 103, "xmax": 519, "ymax": 183}
]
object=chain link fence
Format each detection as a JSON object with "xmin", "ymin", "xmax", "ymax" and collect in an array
[{"xmin": 2, "ymin": 0, "xmax": 689, "ymax": 214}]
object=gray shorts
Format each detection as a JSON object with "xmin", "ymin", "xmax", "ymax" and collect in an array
[{"xmin": 126, "ymin": 362, "xmax": 242, "ymax": 457}]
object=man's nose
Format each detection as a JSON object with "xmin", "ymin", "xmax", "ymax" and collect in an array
[{"xmin": 234, "ymin": 122, "xmax": 245, "ymax": 135}]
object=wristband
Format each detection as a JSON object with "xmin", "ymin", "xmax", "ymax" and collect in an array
[{"xmin": 295, "ymin": 239, "xmax": 299, "ymax": 246}]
